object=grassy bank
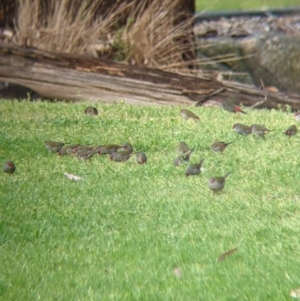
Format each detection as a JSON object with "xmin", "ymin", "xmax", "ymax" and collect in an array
[
  {"xmin": 1, "ymin": 100, "xmax": 300, "ymax": 300},
  {"xmin": 196, "ymin": 0, "xmax": 300, "ymax": 11}
]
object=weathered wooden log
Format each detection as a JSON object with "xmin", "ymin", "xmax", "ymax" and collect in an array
[
  {"xmin": 0, "ymin": 42, "xmax": 218, "ymax": 105},
  {"xmin": 0, "ymin": 42, "xmax": 300, "ymax": 110}
]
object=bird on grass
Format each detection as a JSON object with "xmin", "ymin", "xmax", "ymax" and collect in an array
[
  {"xmin": 217, "ymin": 99, "xmax": 247, "ymax": 114},
  {"xmin": 45, "ymin": 141, "xmax": 67, "ymax": 153},
  {"xmin": 110, "ymin": 151, "xmax": 132, "ymax": 162},
  {"xmin": 294, "ymin": 112, "xmax": 300, "ymax": 122},
  {"xmin": 174, "ymin": 156, "xmax": 184, "ymax": 167},
  {"xmin": 211, "ymin": 141, "xmax": 232, "ymax": 153},
  {"xmin": 58, "ymin": 144, "xmax": 81, "ymax": 156},
  {"xmin": 251, "ymin": 124, "xmax": 272, "ymax": 137},
  {"xmin": 284, "ymin": 125, "xmax": 297, "ymax": 137},
  {"xmin": 232, "ymin": 123, "xmax": 251, "ymax": 135},
  {"xmin": 84, "ymin": 106, "xmax": 98, "ymax": 116},
  {"xmin": 76, "ymin": 149, "xmax": 97, "ymax": 161},
  {"xmin": 177, "ymin": 142, "xmax": 194, "ymax": 156},
  {"xmin": 121, "ymin": 143, "xmax": 134, "ymax": 154},
  {"xmin": 174, "ymin": 147, "xmax": 194, "ymax": 166},
  {"xmin": 208, "ymin": 172, "xmax": 231, "ymax": 192},
  {"xmin": 180, "ymin": 109, "xmax": 200, "ymax": 121},
  {"xmin": 135, "ymin": 152, "xmax": 147, "ymax": 164},
  {"xmin": 95, "ymin": 144, "xmax": 122, "ymax": 155},
  {"xmin": 3, "ymin": 161, "xmax": 16, "ymax": 174},
  {"xmin": 72, "ymin": 145, "xmax": 97, "ymax": 160},
  {"xmin": 185, "ymin": 158, "xmax": 205, "ymax": 177}
]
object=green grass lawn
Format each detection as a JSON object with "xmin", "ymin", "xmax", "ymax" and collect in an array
[
  {"xmin": 196, "ymin": 0, "xmax": 300, "ymax": 11},
  {"xmin": 1, "ymin": 100, "xmax": 300, "ymax": 300}
]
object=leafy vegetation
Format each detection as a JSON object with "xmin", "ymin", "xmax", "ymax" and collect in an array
[{"xmin": 1, "ymin": 100, "xmax": 300, "ymax": 300}]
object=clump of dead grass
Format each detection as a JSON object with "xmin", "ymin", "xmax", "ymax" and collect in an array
[
  {"xmin": 14, "ymin": 0, "xmax": 130, "ymax": 56},
  {"xmin": 13, "ymin": 0, "xmax": 195, "ymax": 73},
  {"xmin": 123, "ymin": 0, "xmax": 195, "ymax": 72}
]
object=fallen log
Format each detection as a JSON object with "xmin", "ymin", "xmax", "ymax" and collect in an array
[
  {"xmin": 0, "ymin": 42, "xmax": 217, "ymax": 105},
  {"xmin": 0, "ymin": 42, "xmax": 300, "ymax": 110}
]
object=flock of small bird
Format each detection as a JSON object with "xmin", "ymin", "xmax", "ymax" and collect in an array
[
  {"xmin": 174, "ymin": 140, "xmax": 231, "ymax": 192},
  {"xmin": 3, "ymin": 105, "xmax": 147, "ymax": 176},
  {"xmin": 44, "ymin": 140, "xmax": 147, "ymax": 164},
  {"xmin": 178, "ymin": 100, "xmax": 299, "ymax": 192},
  {"xmin": 3, "ymin": 101, "xmax": 300, "ymax": 192}
]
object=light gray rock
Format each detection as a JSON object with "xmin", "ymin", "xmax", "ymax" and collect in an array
[
  {"xmin": 196, "ymin": 33, "xmax": 300, "ymax": 93},
  {"xmin": 239, "ymin": 34, "xmax": 300, "ymax": 93},
  {"xmin": 197, "ymin": 37, "xmax": 248, "ymax": 72}
]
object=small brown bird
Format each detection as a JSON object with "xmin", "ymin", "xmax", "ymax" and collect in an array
[
  {"xmin": 73, "ymin": 145, "xmax": 95, "ymax": 153},
  {"xmin": 251, "ymin": 124, "xmax": 272, "ymax": 137},
  {"xmin": 182, "ymin": 147, "xmax": 195, "ymax": 161},
  {"xmin": 95, "ymin": 144, "xmax": 122, "ymax": 155},
  {"xmin": 180, "ymin": 109, "xmax": 200, "ymax": 121},
  {"xmin": 177, "ymin": 142, "xmax": 194, "ymax": 156},
  {"xmin": 208, "ymin": 172, "xmax": 231, "ymax": 192},
  {"xmin": 185, "ymin": 158, "xmax": 205, "ymax": 177},
  {"xmin": 217, "ymin": 100, "xmax": 246, "ymax": 114},
  {"xmin": 174, "ymin": 145, "xmax": 195, "ymax": 166},
  {"xmin": 76, "ymin": 146, "xmax": 98, "ymax": 160},
  {"xmin": 77, "ymin": 151, "xmax": 97, "ymax": 161},
  {"xmin": 58, "ymin": 144, "xmax": 81, "ymax": 156},
  {"xmin": 174, "ymin": 156, "xmax": 184, "ymax": 167},
  {"xmin": 211, "ymin": 141, "xmax": 232, "ymax": 153},
  {"xmin": 136, "ymin": 152, "xmax": 147, "ymax": 164},
  {"xmin": 294, "ymin": 112, "xmax": 300, "ymax": 122},
  {"xmin": 45, "ymin": 141, "xmax": 67, "ymax": 153},
  {"xmin": 84, "ymin": 106, "xmax": 98, "ymax": 116},
  {"xmin": 284, "ymin": 125, "xmax": 297, "ymax": 137},
  {"xmin": 232, "ymin": 123, "xmax": 251, "ymax": 135},
  {"xmin": 218, "ymin": 248, "xmax": 238, "ymax": 262},
  {"xmin": 3, "ymin": 161, "xmax": 16, "ymax": 174},
  {"xmin": 121, "ymin": 143, "xmax": 134, "ymax": 154},
  {"xmin": 110, "ymin": 151, "xmax": 132, "ymax": 162}
]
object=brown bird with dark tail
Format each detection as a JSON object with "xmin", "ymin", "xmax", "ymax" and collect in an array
[
  {"xmin": 284, "ymin": 125, "xmax": 297, "ymax": 137},
  {"xmin": 44, "ymin": 141, "xmax": 67, "ymax": 153},
  {"xmin": 3, "ymin": 161, "xmax": 16, "ymax": 174},
  {"xmin": 110, "ymin": 151, "xmax": 132, "ymax": 162},
  {"xmin": 208, "ymin": 172, "xmax": 231, "ymax": 192},
  {"xmin": 84, "ymin": 106, "xmax": 98, "ymax": 116},
  {"xmin": 217, "ymin": 99, "xmax": 247, "ymax": 114},
  {"xmin": 174, "ymin": 156, "xmax": 184, "ymax": 167},
  {"xmin": 177, "ymin": 142, "xmax": 194, "ymax": 156},
  {"xmin": 174, "ymin": 146, "xmax": 194, "ymax": 166},
  {"xmin": 136, "ymin": 152, "xmax": 147, "ymax": 164},
  {"xmin": 58, "ymin": 144, "xmax": 81, "ymax": 156},
  {"xmin": 95, "ymin": 144, "xmax": 122, "ymax": 155},
  {"xmin": 211, "ymin": 141, "xmax": 233, "ymax": 153},
  {"xmin": 121, "ymin": 143, "xmax": 134, "ymax": 153},
  {"xmin": 232, "ymin": 123, "xmax": 251, "ymax": 135},
  {"xmin": 294, "ymin": 112, "xmax": 300, "ymax": 122},
  {"xmin": 72, "ymin": 145, "xmax": 97, "ymax": 160},
  {"xmin": 180, "ymin": 109, "xmax": 200, "ymax": 121},
  {"xmin": 185, "ymin": 158, "xmax": 205, "ymax": 177},
  {"xmin": 251, "ymin": 124, "xmax": 272, "ymax": 137}
]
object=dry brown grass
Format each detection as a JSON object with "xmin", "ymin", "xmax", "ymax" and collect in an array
[
  {"xmin": 13, "ymin": 0, "xmax": 195, "ymax": 73},
  {"xmin": 123, "ymin": 0, "xmax": 195, "ymax": 72},
  {"xmin": 14, "ymin": 0, "xmax": 133, "ymax": 56}
]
